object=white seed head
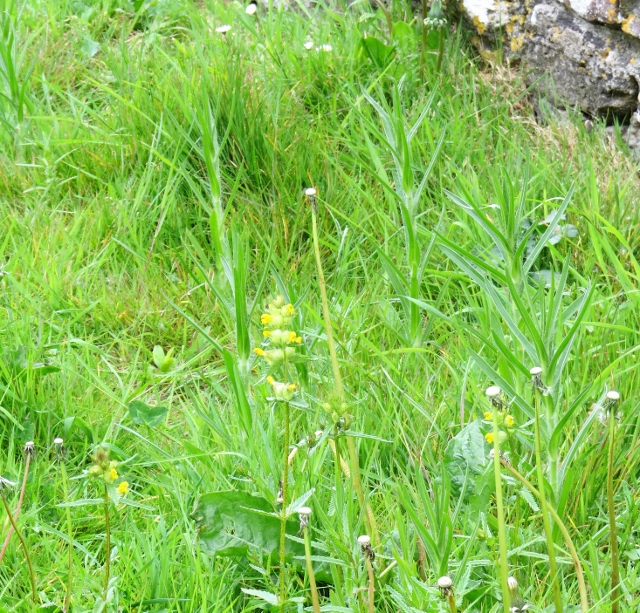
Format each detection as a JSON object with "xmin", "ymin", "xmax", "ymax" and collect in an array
[
  {"xmin": 489, "ymin": 448, "xmax": 496, "ymax": 459},
  {"xmin": 357, "ymin": 534, "xmax": 371, "ymax": 546},
  {"xmin": 25, "ymin": 441, "xmax": 34, "ymax": 450},
  {"xmin": 216, "ymin": 24, "xmax": 232, "ymax": 33},
  {"xmin": 245, "ymin": 3, "xmax": 257, "ymax": 14},
  {"xmin": 507, "ymin": 576, "xmax": 518, "ymax": 590},
  {"xmin": 304, "ymin": 41, "xmax": 314, "ymax": 50},
  {"xmin": 606, "ymin": 390, "xmax": 620, "ymax": 401},
  {"xmin": 305, "ymin": 187, "xmax": 317, "ymax": 196},
  {"xmin": 298, "ymin": 506, "xmax": 312, "ymax": 516},
  {"xmin": 54, "ymin": 437, "xmax": 64, "ymax": 445},
  {"xmin": 321, "ymin": 44, "xmax": 332, "ymax": 52},
  {"xmin": 529, "ymin": 366, "xmax": 542, "ymax": 375},
  {"xmin": 314, "ymin": 430, "xmax": 323, "ymax": 437},
  {"xmin": 437, "ymin": 576, "xmax": 453, "ymax": 589},
  {"xmin": 485, "ymin": 385, "xmax": 501, "ymax": 397}
]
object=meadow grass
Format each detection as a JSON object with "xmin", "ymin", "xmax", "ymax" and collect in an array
[{"xmin": 1, "ymin": 0, "xmax": 640, "ymax": 611}]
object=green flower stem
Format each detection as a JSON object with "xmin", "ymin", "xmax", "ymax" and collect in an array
[
  {"xmin": 492, "ymin": 412, "xmax": 510, "ymax": 613},
  {"xmin": 436, "ymin": 26, "xmax": 445, "ymax": 73},
  {"xmin": 534, "ymin": 393, "xmax": 563, "ymax": 613},
  {"xmin": 499, "ymin": 458, "xmax": 589, "ymax": 612},
  {"xmin": 279, "ymin": 399, "xmax": 291, "ymax": 613},
  {"xmin": 60, "ymin": 461, "xmax": 74, "ymax": 613},
  {"xmin": 103, "ymin": 484, "xmax": 110, "ymax": 601},
  {"xmin": 0, "ymin": 493, "xmax": 37, "ymax": 604},
  {"xmin": 373, "ymin": 0, "xmax": 393, "ymax": 42},
  {"xmin": 608, "ymin": 412, "xmax": 620, "ymax": 613},
  {"xmin": 302, "ymin": 525, "xmax": 321, "ymax": 613},
  {"xmin": 310, "ymin": 201, "xmax": 378, "ymax": 544},
  {"xmin": 421, "ymin": 0, "xmax": 428, "ymax": 71}
]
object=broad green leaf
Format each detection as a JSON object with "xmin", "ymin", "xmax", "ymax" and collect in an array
[
  {"xmin": 445, "ymin": 419, "xmax": 489, "ymax": 497},
  {"xmin": 128, "ymin": 401, "xmax": 168, "ymax": 427},
  {"xmin": 360, "ymin": 36, "xmax": 395, "ymax": 69},
  {"xmin": 195, "ymin": 491, "xmax": 303, "ymax": 558}
]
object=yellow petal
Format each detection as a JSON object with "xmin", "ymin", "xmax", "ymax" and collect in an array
[{"xmin": 253, "ymin": 348, "xmax": 265, "ymax": 356}]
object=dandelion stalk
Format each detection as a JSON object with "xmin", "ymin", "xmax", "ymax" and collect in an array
[
  {"xmin": 299, "ymin": 508, "xmax": 321, "ymax": 613},
  {"xmin": 358, "ymin": 536, "xmax": 375, "ymax": 613},
  {"xmin": 499, "ymin": 458, "xmax": 589, "ymax": 612},
  {"xmin": 307, "ymin": 188, "xmax": 378, "ymax": 544},
  {"xmin": 531, "ymin": 369, "xmax": 562, "ymax": 613},
  {"xmin": 437, "ymin": 576, "xmax": 457, "ymax": 613},
  {"xmin": 606, "ymin": 391, "xmax": 620, "ymax": 613},
  {"xmin": 0, "ymin": 487, "xmax": 37, "ymax": 603},
  {"xmin": 0, "ymin": 442, "xmax": 33, "ymax": 565},
  {"xmin": 487, "ymin": 387, "xmax": 510, "ymax": 613}
]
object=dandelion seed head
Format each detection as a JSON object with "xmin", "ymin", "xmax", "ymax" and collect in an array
[
  {"xmin": 304, "ymin": 41, "xmax": 314, "ymax": 50},
  {"xmin": 246, "ymin": 3, "xmax": 257, "ymax": 14},
  {"xmin": 507, "ymin": 576, "xmax": 518, "ymax": 590},
  {"xmin": 216, "ymin": 24, "xmax": 232, "ymax": 33},
  {"xmin": 357, "ymin": 534, "xmax": 371, "ymax": 546},
  {"xmin": 529, "ymin": 366, "xmax": 542, "ymax": 375},
  {"xmin": 485, "ymin": 385, "xmax": 501, "ymax": 398},
  {"xmin": 437, "ymin": 576, "xmax": 452, "ymax": 588},
  {"xmin": 305, "ymin": 187, "xmax": 317, "ymax": 196},
  {"xmin": 606, "ymin": 390, "xmax": 620, "ymax": 401},
  {"xmin": 54, "ymin": 437, "xmax": 63, "ymax": 445}
]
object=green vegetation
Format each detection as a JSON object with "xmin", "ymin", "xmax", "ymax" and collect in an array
[{"xmin": 1, "ymin": 0, "xmax": 640, "ymax": 611}]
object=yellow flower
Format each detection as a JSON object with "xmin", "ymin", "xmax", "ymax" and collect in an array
[
  {"xmin": 505, "ymin": 415, "xmax": 515, "ymax": 427},
  {"xmin": 285, "ymin": 304, "xmax": 295, "ymax": 315},
  {"xmin": 109, "ymin": 468, "xmax": 118, "ymax": 481},
  {"xmin": 254, "ymin": 348, "xmax": 265, "ymax": 356},
  {"xmin": 117, "ymin": 481, "xmax": 129, "ymax": 496},
  {"xmin": 267, "ymin": 376, "xmax": 275, "ymax": 384},
  {"xmin": 288, "ymin": 331, "xmax": 302, "ymax": 344},
  {"xmin": 485, "ymin": 432, "xmax": 494, "ymax": 444},
  {"xmin": 484, "ymin": 411, "xmax": 492, "ymax": 420},
  {"xmin": 263, "ymin": 330, "xmax": 272, "ymax": 337},
  {"xmin": 286, "ymin": 383, "xmax": 297, "ymax": 391},
  {"xmin": 261, "ymin": 313, "xmax": 272, "ymax": 325}
]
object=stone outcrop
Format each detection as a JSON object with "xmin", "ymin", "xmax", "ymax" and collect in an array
[{"xmin": 458, "ymin": 0, "xmax": 640, "ymax": 158}]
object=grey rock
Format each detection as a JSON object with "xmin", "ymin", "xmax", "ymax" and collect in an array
[
  {"xmin": 525, "ymin": 1, "xmax": 640, "ymax": 122},
  {"xmin": 457, "ymin": 0, "xmax": 640, "ymax": 159}
]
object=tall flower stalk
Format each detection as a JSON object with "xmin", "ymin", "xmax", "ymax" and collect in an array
[
  {"xmin": 306, "ymin": 187, "xmax": 378, "ymax": 544},
  {"xmin": 87, "ymin": 446, "xmax": 130, "ymax": 602},
  {"xmin": 254, "ymin": 296, "xmax": 302, "ymax": 613},
  {"xmin": 605, "ymin": 390, "xmax": 621, "ymax": 613},
  {"xmin": 530, "ymin": 367, "xmax": 562, "ymax": 613},
  {"xmin": 485, "ymin": 386, "xmax": 510, "ymax": 613}
]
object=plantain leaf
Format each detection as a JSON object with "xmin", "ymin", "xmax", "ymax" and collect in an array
[{"xmin": 195, "ymin": 491, "xmax": 303, "ymax": 558}]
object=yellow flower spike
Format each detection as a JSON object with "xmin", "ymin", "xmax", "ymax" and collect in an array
[
  {"xmin": 109, "ymin": 468, "xmax": 118, "ymax": 481},
  {"xmin": 286, "ymin": 383, "xmax": 297, "ymax": 391},
  {"xmin": 505, "ymin": 415, "xmax": 515, "ymax": 427},
  {"xmin": 254, "ymin": 348, "xmax": 265, "ymax": 356},
  {"xmin": 117, "ymin": 481, "xmax": 129, "ymax": 496},
  {"xmin": 485, "ymin": 432, "xmax": 494, "ymax": 444},
  {"xmin": 267, "ymin": 376, "xmax": 275, "ymax": 385},
  {"xmin": 288, "ymin": 331, "xmax": 298, "ymax": 343},
  {"xmin": 484, "ymin": 411, "xmax": 492, "ymax": 420},
  {"xmin": 263, "ymin": 330, "xmax": 272, "ymax": 337},
  {"xmin": 285, "ymin": 304, "xmax": 295, "ymax": 315},
  {"xmin": 261, "ymin": 313, "xmax": 273, "ymax": 325}
]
